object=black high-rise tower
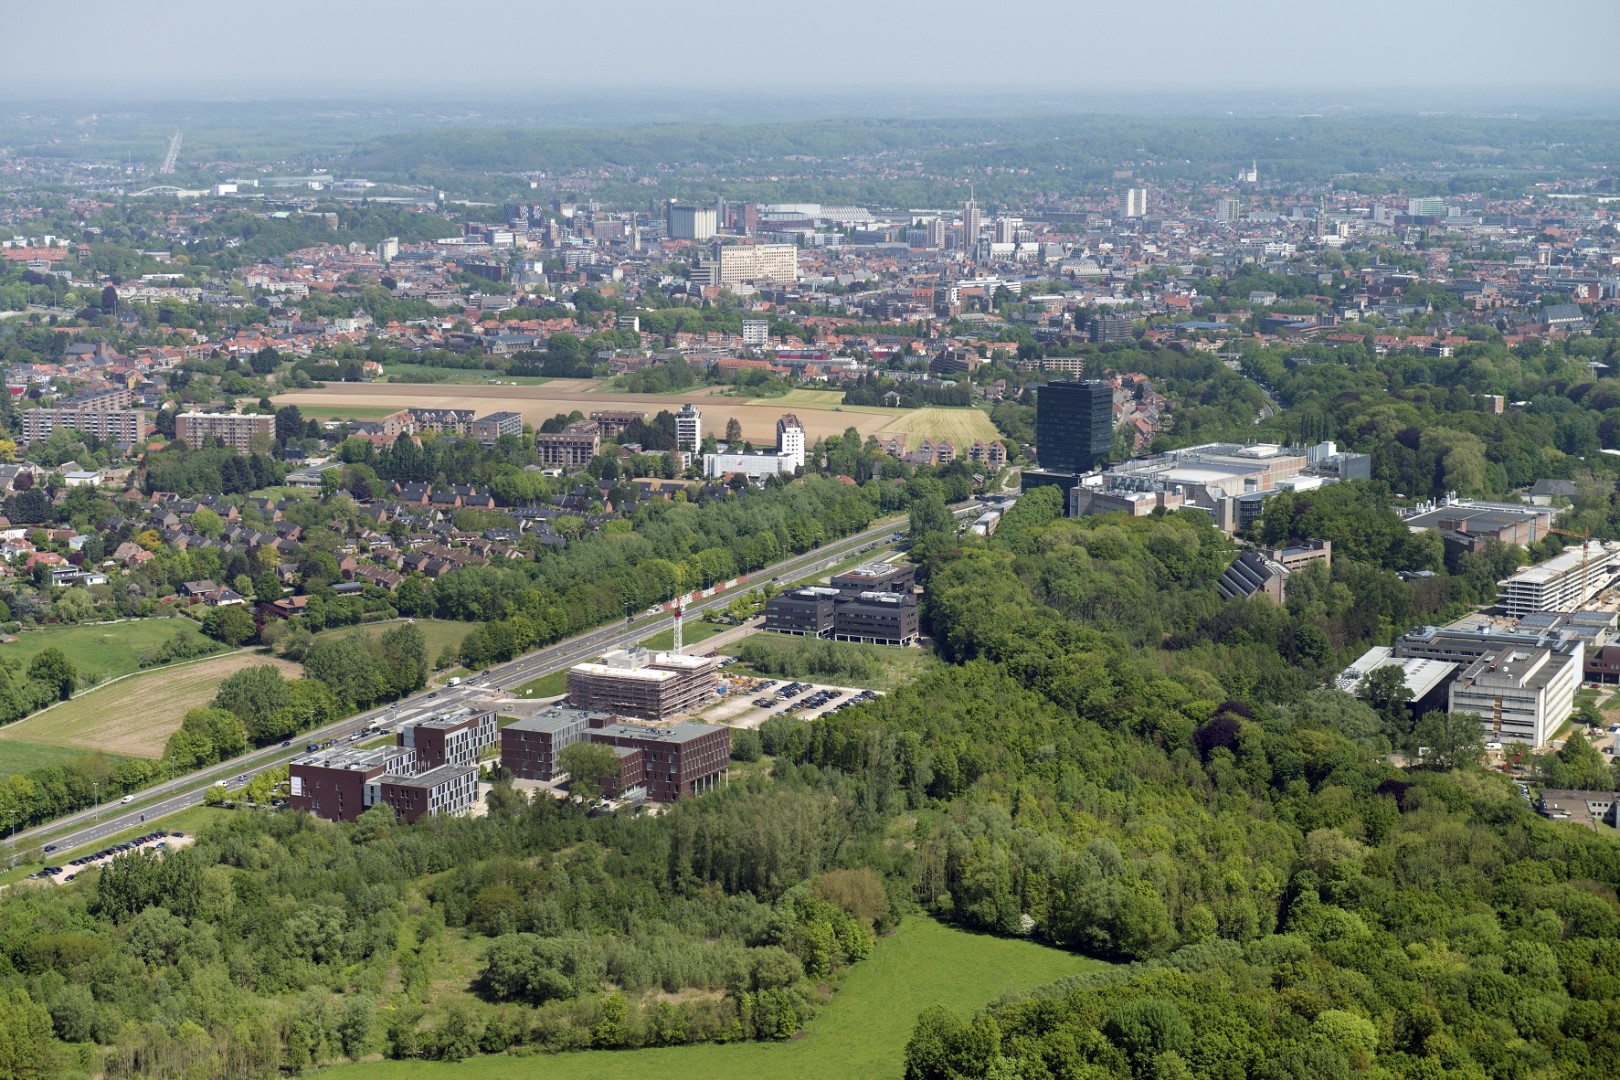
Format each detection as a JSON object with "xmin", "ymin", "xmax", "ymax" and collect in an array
[{"xmin": 1035, "ymin": 380, "xmax": 1113, "ymax": 473}]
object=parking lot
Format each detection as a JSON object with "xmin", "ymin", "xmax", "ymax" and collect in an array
[
  {"xmin": 25, "ymin": 830, "xmax": 195, "ymax": 887},
  {"xmin": 705, "ymin": 669, "xmax": 883, "ymax": 730}
]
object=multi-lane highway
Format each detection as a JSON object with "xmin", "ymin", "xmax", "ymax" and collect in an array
[{"xmin": 7, "ymin": 504, "xmax": 979, "ymax": 859}]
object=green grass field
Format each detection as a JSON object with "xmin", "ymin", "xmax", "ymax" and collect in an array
[
  {"xmin": 316, "ymin": 918, "xmax": 1100, "ymax": 1080},
  {"xmin": 0, "ymin": 619, "xmax": 214, "ymax": 685},
  {"xmin": 510, "ymin": 670, "xmax": 568, "ymax": 700},
  {"xmin": 727, "ymin": 631, "xmax": 940, "ymax": 693},
  {"xmin": 0, "ymin": 739, "xmax": 122, "ymax": 780},
  {"xmin": 314, "ymin": 619, "xmax": 474, "ymax": 663},
  {"xmin": 637, "ymin": 618, "xmax": 728, "ymax": 652},
  {"xmin": 0, "ymin": 653, "xmax": 303, "ymax": 759}
]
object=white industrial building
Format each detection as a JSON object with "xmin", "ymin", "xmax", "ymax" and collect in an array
[{"xmin": 703, "ymin": 449, "xmax": 798, "ymax": 480}]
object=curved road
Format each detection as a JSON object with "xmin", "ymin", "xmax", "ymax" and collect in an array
[{"xmin": 8, "ymin": 504, "xmax": 978, "ymax": 860}]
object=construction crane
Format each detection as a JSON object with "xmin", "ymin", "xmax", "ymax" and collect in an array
[{"xmin": 1548, "ymin": 526, "xmax": 1593, "ymax": 607}]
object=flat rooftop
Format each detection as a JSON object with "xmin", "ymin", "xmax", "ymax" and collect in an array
[
  {"xmin": 410, "ymin": 706, "xmax": 491, "ymax": 730},
  {"xmin": 572, "ymin": 663, "xmax": 677, "ymax": 683},
  {"xmin": 505, "ymin": 708, "xmax": 602, "ymax": 734},
  {"xmin": 384, "ymin": 763, "xmax": 476, "ymax": 789},
  {"xmin": 292, "ymin": 746, "xmax": 409, "ymax": 771},
  {"xmin": 595, "ymin": 721, "xmax": 725, "ymax": 745}
]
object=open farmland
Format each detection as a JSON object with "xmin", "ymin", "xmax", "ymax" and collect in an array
[
  {"xmin": 273, "ymin": 379, "xmax": 995, "ymax": 450},
  {"xmin": 876, "ymin": 406, "xmax": 1001, "ymax": 449},
  {"xmin": 315, "ymin": 917, "xmax": 1101, "ymax": 1080},
  {"xmin": 0, "ymin": 653, "xmax": 303, "ymax": 759}
]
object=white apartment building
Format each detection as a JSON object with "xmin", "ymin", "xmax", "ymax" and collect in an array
[
  {"xmin": 675, "ymin": 403, "xmax": 702, "ymax": 453},
  {"xmin": 777, "ymin": 414, "xmax": 805, "ymax": 470}
]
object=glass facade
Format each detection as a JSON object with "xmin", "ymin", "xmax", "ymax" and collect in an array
[{"xmin": 1035, "ymin": 380, "xmax": 1113, "ymax": 473}]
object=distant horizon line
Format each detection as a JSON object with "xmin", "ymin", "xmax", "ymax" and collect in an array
[{"xmin": 0, "ymin": 82, "xmax": 1615, "ymax": 106}]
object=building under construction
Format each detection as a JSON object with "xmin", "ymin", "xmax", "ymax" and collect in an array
[{"xmin": 566, "ymin": 648, "xmax": 719, "ymax": 721}]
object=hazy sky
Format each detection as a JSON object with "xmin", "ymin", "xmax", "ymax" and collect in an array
[{"xmin": 10, "ymin": 0, "xmax": 1620, "ymax": 95}]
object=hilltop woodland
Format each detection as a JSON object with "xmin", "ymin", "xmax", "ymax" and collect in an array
[{"xmin": 0, "ymin": 481, "xmax": 1619, "ymax": 1078}]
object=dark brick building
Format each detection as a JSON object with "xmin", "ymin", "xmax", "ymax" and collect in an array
[
  {"xmin": 398, "ymin": 707, "xmax": 497, "ymax": 770},
  {"xmin": 289, "ymin": 745, "xmax": 417, "ymax": 823},
  {"xmin": 580, "ymin": 720, "xmax": 729, "ymax": 802},
  {"xmin": 501, "ymin": 708, "xmax": 591, "ymax": 781},
  {"xmin": 378, "ymin": 764, "xmax": 479, "ymax": 824}
]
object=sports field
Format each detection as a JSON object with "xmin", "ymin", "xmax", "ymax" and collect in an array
[
  {"xmin": 316, "ymin": 917, "xmax": 1101, "ymax": 1080},
  {"xmin": 0, "ymin": 654, "xmax": 303, "ymax": 759},
  {"xmin": 273, "ymin": 379, "xmax": 996, "ymax": 450},
  {"xmin": 0, "ymin": 619, "xmax": 215, "ymax": 685}
]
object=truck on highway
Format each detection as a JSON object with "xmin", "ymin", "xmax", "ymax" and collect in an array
[{"xmin": 447, "ymin": 676, "xmax": 462, "ymax": 687}]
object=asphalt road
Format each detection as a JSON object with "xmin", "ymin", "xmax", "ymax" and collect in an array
[{"xmin": 7, "ymin": 503, "xmax": 979, "ymax": 858}]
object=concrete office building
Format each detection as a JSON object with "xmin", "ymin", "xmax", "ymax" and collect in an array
[
  {"xmin": 397, "ymin": 707, "xmax": 497, "ymax": 770},
  {"xmin": 1036, "ymin": 380, "xmax": 1115, "ymax": 474},
  {"xmin": 567, "ymin": 649, "xmax": 718, "ymax": 721},
  {"xmin": 175, "ymin": 412, "xmax": 275, "ymax": 454},
  {"xmin": 831, "ymin": 562, "xmax": 916, "ymax": 597},
  {"xmin": 535, "ymin": 421, "xmax": 601, "ymax": 468},
  {"xmin": 21, "ymin": 407, "xmax": 146, "ymax": 446},
  {"xmin": 1449, "ymin": 640, "xmax": 1583, "ymax": 748},
  {"xmin": 675, "ymin": 404, "xmax": 702, "ymax": 453},
  {"xmin": 1126, "ymin": 188, "xmax": 1149, "ymax": 218},
  {"xmin": 1497, "ymin": 543, "xmax": 1620, "ymax": 617},
  {"xmin": 832, "ymin": 592, "xmax": 920, "ymax": 646},
  {"xmin": 763, "ymin": 587, "xmax": 840, "ymax": 637},
  {"xmin": 289, "ymin": 745, "xmax": 418, "ymax": 823},
  {"xmin": 471, "ymin": 411, "xmax": 523, "ymax": 446},
  {"xmin": 1402, "ymin": 497, "xmax": 1555, "ymax": 560},
  {"xmin": 667, "ymin": 205, "xmax": 717, "ymax": 241},
  {"xmin": 713, "ymin": 244, "xmax": 797, "ymax": 286}
]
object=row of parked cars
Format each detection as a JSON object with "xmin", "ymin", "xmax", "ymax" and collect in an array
[{"xmin": 25, "ymin": 831, "xmax": 185, "ymax": 884}]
